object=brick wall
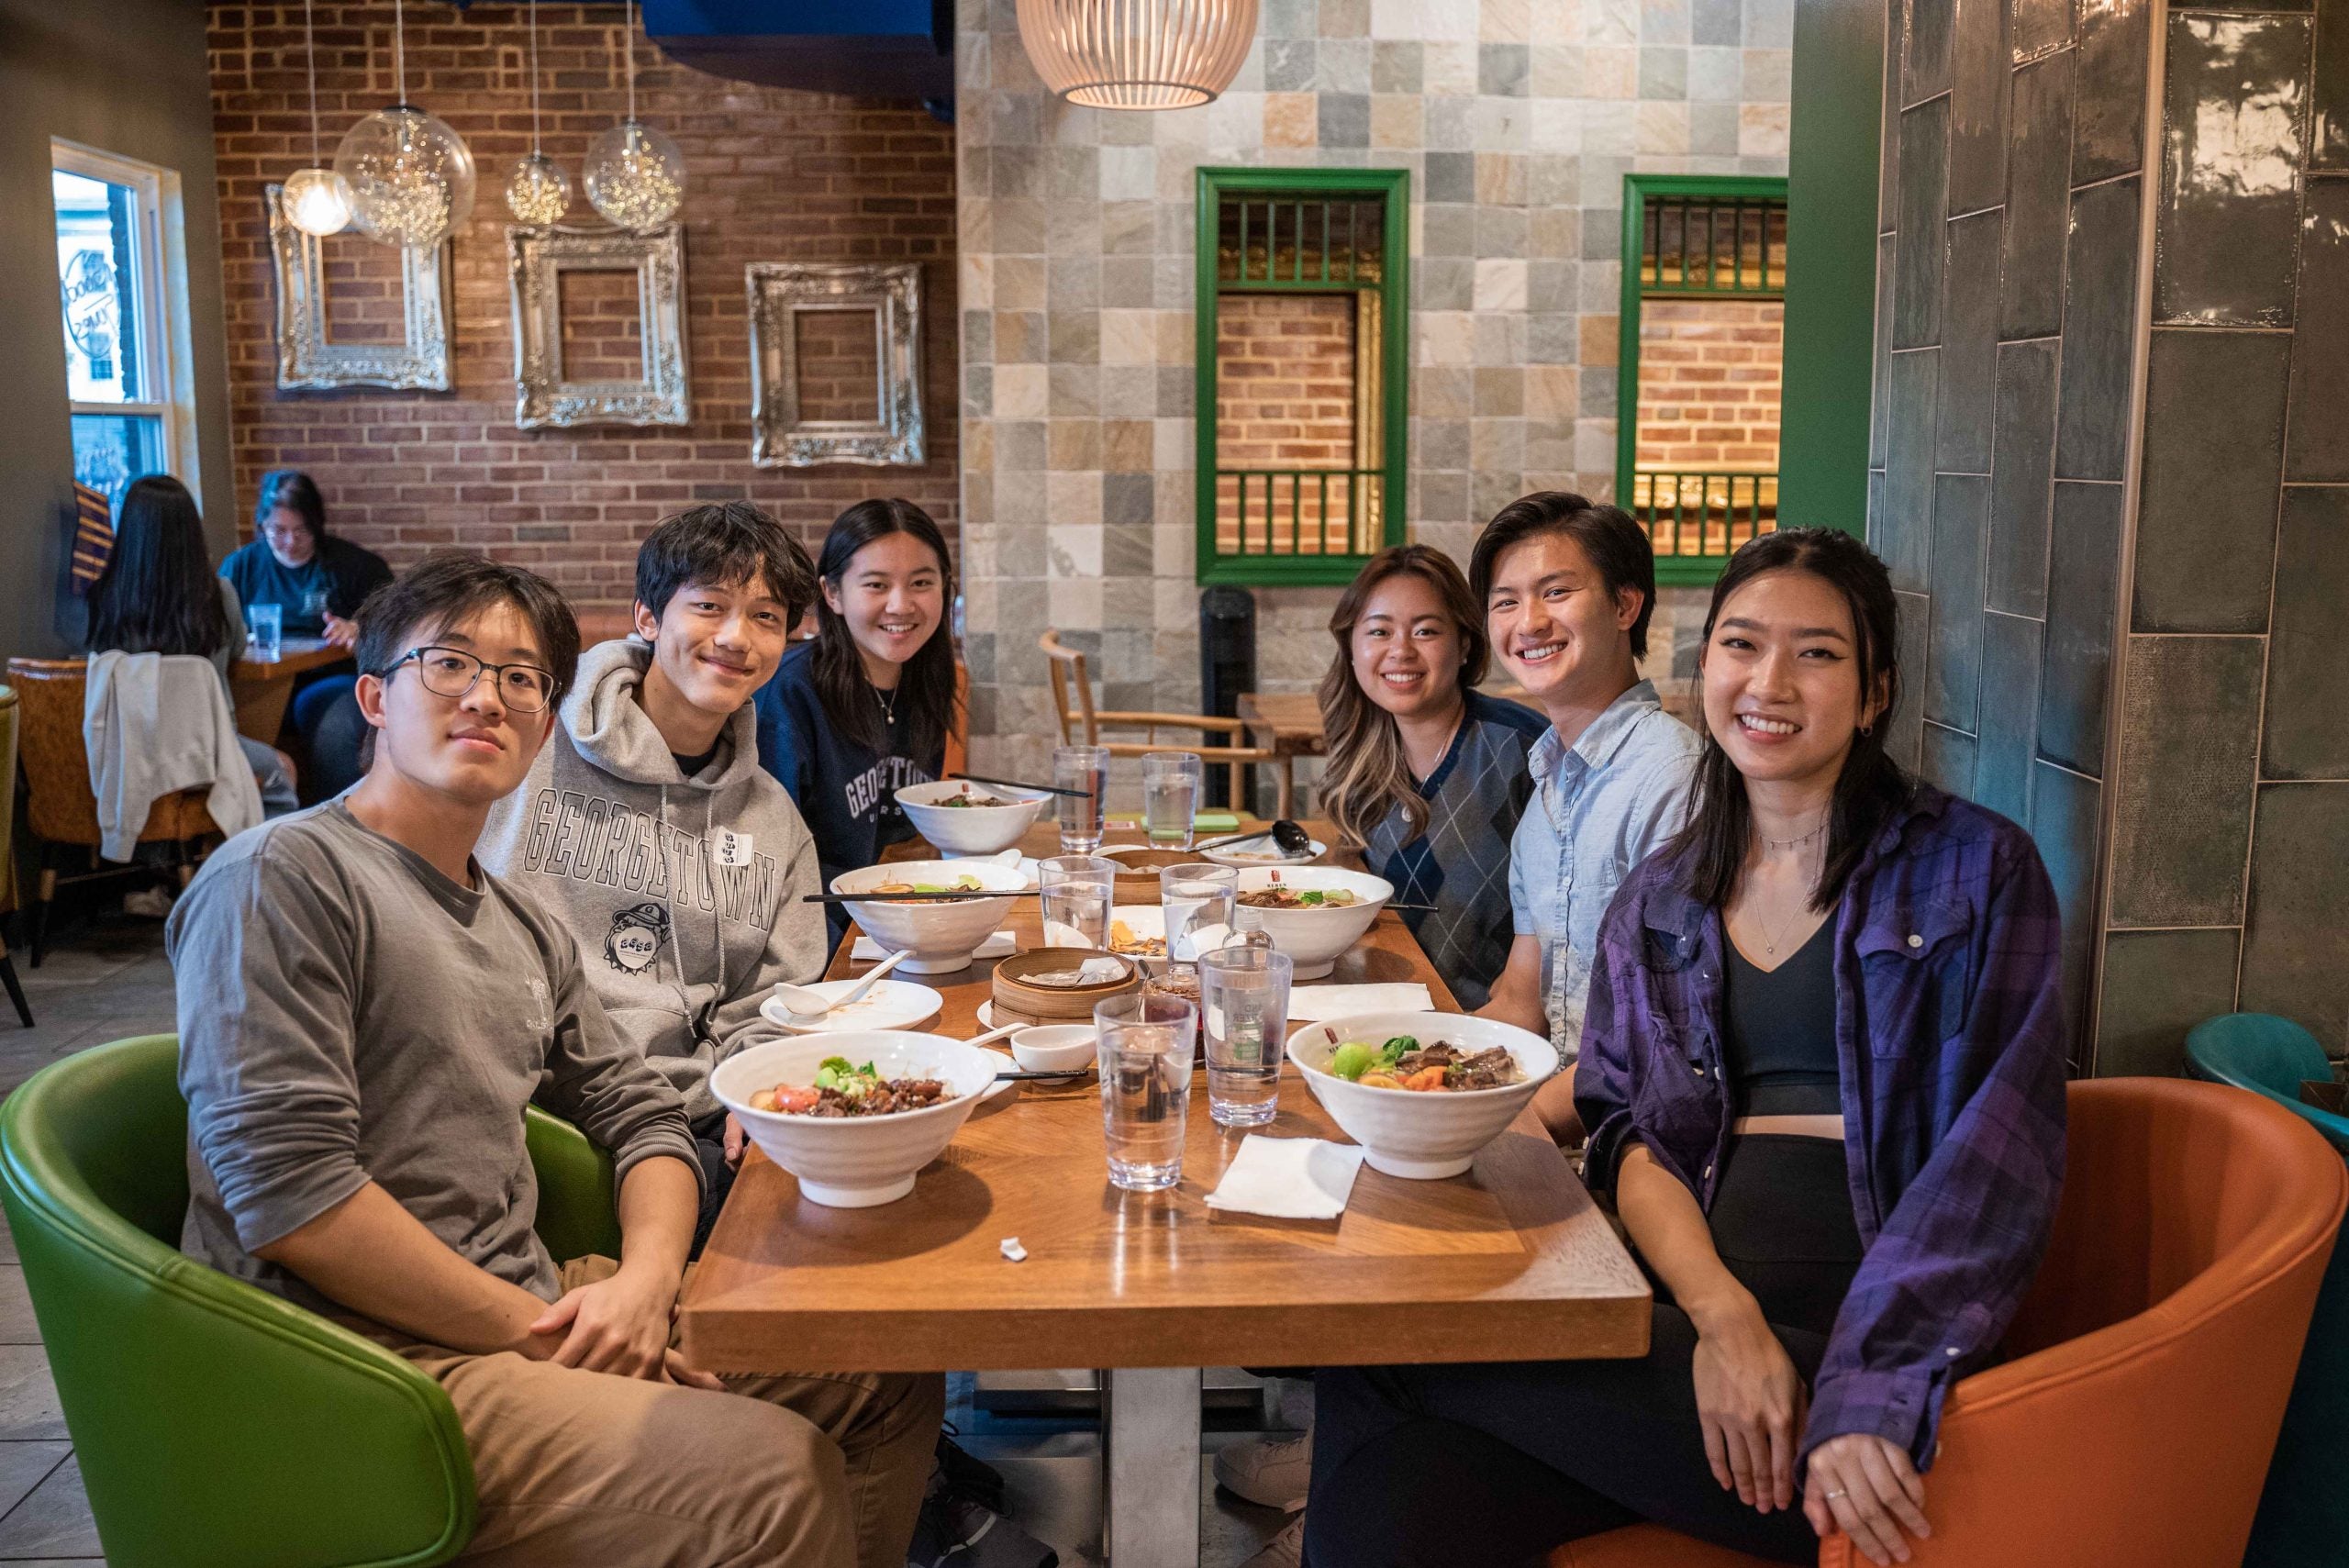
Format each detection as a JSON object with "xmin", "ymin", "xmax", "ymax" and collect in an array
[
  {"xmin": 1633, "ymin": 298, "xmax": 1783, "ymax": 470},
  {"xmin": 208, "ymin": 1, "xmax": 958, "ymax": 605},
  {"xmin": 1212, "ymin": 292, "xmax": 1359, "ymax": 554}
]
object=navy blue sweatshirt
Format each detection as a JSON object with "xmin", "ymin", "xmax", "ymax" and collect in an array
[{"xmin": 753, "ymin": 641, "xmax": 942, "ymax": 943}]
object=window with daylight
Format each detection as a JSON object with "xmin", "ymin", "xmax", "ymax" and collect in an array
[
  {"xmin": 1617, "ymin": 175, "xmax": 1787, "ymax": 584},
  {"xmin": 1196, "ymin": 168, "xmax": 1408, "ymax": 586},
  {"xmin": 52, "ymin": 141, "xmax": 198, "ymax": 509}
]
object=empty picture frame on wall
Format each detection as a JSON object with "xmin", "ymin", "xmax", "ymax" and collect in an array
[
  {"xmin": 747, "ymin": 261, "xmax": 925, "ymax": 467},
  {"xmin": 267, "ymin": 183, "xmax": 452, "ymax": 392},
  {"xmin": 508, "ymin": 223, "xmax": 690, "ymax": 429}
]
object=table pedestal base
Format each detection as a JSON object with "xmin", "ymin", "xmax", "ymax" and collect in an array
[{"xmin": 1100, "ymin": 1366, "xmax": 1202, "ymax": 1567}]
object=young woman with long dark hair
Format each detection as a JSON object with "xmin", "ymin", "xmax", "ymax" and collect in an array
[
  {"xmin": 84, "ymin": 473, "xmax": 296, "ymax": 817},
  {"xmin": 1306, "ymin": 528, "xmax": 2068, "ymax": 1568},
  {"xmin": 754, "ymin": 498, "xmax": 960, "ymax": 940},
  {"xmin": 1315, "ymin": 545, "xmax": 1547, "ymax": 1009}
]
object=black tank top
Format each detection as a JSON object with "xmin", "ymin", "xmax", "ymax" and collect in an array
[{"xmin": 1721, "ymin": 917, "xmax": 1841, "ymax": 1116}]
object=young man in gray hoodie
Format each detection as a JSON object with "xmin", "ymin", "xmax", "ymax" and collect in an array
[{"xmin": 476, "ymin": 502, "xmax": 828, "ymax": 1250}]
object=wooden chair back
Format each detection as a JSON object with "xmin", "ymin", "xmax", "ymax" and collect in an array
[
  {"xmin": 5, "ymin": 659, "xmax": 217, "ymax": 850},
  {"xmin": 1039, "ymin": 630, "xmax": 1097, "ymax": 747},
  {"xmin": 1035, "ymin": 630, "xmax": 1295, "ymax": 815}
]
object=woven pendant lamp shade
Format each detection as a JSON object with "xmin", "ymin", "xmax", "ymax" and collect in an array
[{"xmin": 1015, "ymin": 0, "xmax": 1260, "ymax": 109}]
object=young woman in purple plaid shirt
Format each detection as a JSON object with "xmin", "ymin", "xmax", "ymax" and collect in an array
[{"xmin": 1307, "ymin": 529, "xmax": 2069, "ymax": 1568}]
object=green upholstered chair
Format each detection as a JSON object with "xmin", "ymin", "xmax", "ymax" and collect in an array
[
  {"xmin": 2186, "ymin": 1012, "xmax": 2349, "ymax": 1567},
  {"xmin": 0, "ymin": 1033, "xmax": 621, "ymax": 1568}
]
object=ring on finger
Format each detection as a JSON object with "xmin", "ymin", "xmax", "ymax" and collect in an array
[{"xmin": 1822, "ymin": 1488, "xmax": 1846, "ymax": 1499}]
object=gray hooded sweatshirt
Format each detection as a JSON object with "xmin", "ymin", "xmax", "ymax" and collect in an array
[{"xmin": 476, "ymin": 638, "xmax": 828, "ymax": 1121}]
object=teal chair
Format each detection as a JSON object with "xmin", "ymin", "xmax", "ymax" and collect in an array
[
  {"xmin": 0, "ymin": 1034, "xmax": 622, "ymax": 1568},
  {"xmin": 2187, "ymin": 1013, "xmax": 2349, "ymax": 1567}
]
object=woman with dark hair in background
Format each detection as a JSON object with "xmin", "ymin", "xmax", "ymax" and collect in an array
[
  {"xmin": 84, "ymin": 474, "xmax": 298, "ymax": 830},
  {"xmin": 754, "ymin": 498, "xmax": 960, "ymax": 945},
  {"xmin": 218, "ymin": 470, "xmax": 395, "ymax": 799},
  {"xmin": 1306, "ymin": 528, "xmax": 2068, "ymax": 1568}
]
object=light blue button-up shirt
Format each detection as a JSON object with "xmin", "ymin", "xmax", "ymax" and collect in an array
[{"xmin": 1508, "ymin": 680, "xmax": 1700, "ymax": 1061}]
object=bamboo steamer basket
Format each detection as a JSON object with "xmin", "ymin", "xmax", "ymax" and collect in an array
[{"xmin": 990, "ymin": 948, "xmax": 1143, "ymax": 1027}]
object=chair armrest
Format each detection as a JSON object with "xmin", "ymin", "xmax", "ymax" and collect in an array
[
  {"xmin": 1091, "ymin": 709, "xmax": 1251, "ymax": 736},
  {"xmin": 525, "ymin": 1105, "xmax": 623, "ymax": 1263}
]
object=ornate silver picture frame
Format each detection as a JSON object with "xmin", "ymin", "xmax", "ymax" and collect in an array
[
  {"xmin": 747, "ymin": 261, "xmax": 925, "ymax": 467},
  {"xmin": 508, "ymin": 224, "xmax": 689, "ymax": 429},
  {"xmin": 267, "ymin": 183, "xmax": 452, "ymax": 392}
]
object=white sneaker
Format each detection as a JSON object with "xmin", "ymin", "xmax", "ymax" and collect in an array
[
  {"xmin": 1240, "ymin": 1516, "xmax": 1305, "ymax": 1568},
  {"xmin": 123, "ymin": 887, "xmax": 173, "ymax": 919},
  {"xmin": 1213, "ymin": 1429, "xmax": 1312, "ymax": 1512}
]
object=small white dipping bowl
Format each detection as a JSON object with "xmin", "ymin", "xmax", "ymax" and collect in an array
[
  {"xmin": 832, "ymin": 858, "xmax": 1028, "ymax": 974},
  {"xmin": 1289, "ymin": 1011, "xmax": 1558, "ymax": 1179},
  {"xmin": 1009, "ymin": 1023, "xmax": 1097, "ymax": 1074},
  {"xmin": 896, "ymin": 779, "xmax": 1049, "ymax": 857},
  {"xmin": 1233, "ymin": 865, "xmax": 1394, "ymax": 980},
  {"xmin": 710, "ymin": 1031, "xmax": 1001, "ymax": 1207}
]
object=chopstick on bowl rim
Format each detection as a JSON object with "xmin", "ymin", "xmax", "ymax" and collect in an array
[
  {"xmin": 949, "ymin": 772, "xmax": 1093, "ymax": 800},
  {"xmin": 802, "ymin": 889, "xmax": 1045, "ymax": 903}
]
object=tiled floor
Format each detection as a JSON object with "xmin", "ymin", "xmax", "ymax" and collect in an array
[
  {"xmin": 0, "ymin": 915, "xmax": 1297, "ymax": 1566},
  {"xmin": 0, "ymin": 912, "xmax": 178, "ymax": 1563}
]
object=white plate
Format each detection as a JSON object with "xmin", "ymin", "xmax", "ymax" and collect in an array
[
  {"xmin": 1200, "ymin": 838, "xmax": 1329, "ymax": 870},
  {"xmin": 759, "ymin": 978, "xmax": 945, "ymax": 1034}
]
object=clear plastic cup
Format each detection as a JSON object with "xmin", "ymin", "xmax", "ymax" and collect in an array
[
  {"xmin": 1054, "ymin": 745, "xmax": 1110, "ymax": 854},
  {"xmin": 1200, "ymin": 943, "xmax": 1292, "ymax": 1128},
  {"xmin": 1141, "ymin": 751, "xmax": 1202, "ymax": 850},
  {"xmin": 245, "ymin": 603, "xmax": 283, "ymax": 662},
  {"xmin": 1159, "ymin": 862, "xmax": 1236, "ymax": 964},
  {"xmin": 1039, "ymin": 854, "xmax": 1117, "ymax": 950},
  {"xmin": 1097, "ymin": 991, "xmax": 1197, "ymax": 1191}
]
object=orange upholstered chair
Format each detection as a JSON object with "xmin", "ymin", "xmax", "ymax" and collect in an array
[{"xmin": 1550, "ymin": 1077, "xmax": 2346, "ymax": 1568}]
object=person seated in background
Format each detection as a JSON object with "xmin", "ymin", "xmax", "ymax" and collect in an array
[
  {"xmin": 170, "ymin": 551, "xmax": 942, "ymax": 1568},
  {"xmin": 1306, "ymin": 528, "xmax": 2068, "ymax": 1568},
  {"xmin": 755, "ymin": 498, "xmax": 960, "ymax": 949},
  {"xmin": 476, "ymin": 502, "xmax": 828, "ymax": 1254},
  {"xmin": 82, "ymin": 475, "xmax": 297, "ymax": 857},
  {"xmin": 1472, "ymin": 492, "xmax": 1700, "ymax": 1143},
  {"xmin": 218, "ymin": 469, "xmax": 394, "ymax": 801}
]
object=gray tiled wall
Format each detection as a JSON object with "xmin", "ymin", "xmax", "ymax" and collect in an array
[
  {"xmin": 1868, "ymin": 0, "xmax": 2143, "ymax": 1069},
  {"xmin": 2100, "ymin": 0, "xmax": 2349, "ymax": 1062}
]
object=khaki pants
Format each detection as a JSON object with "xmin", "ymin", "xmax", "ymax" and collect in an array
[{"xmin": 384, "ymin": 1258, "xmax": 944, "ymax": 1568}]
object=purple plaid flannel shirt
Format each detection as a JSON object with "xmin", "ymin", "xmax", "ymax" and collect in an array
[{"xmin": 1575, "ymin": 784, "xmax": 2068, "ymax": 1472}]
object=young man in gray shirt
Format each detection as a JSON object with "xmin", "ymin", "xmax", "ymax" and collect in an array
[{"xmin": 170, "ymin": 553, "xmax": 941, "ymax": 1568}]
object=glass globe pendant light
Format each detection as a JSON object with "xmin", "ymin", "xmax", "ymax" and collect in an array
[
  {"xmin": 334, "ymin": 0, "xmax": 475, "ymax": 249},
  {"xmin": 283, "ymin": 0, "xmax": 352, "ymax": 237},
  {"xmin": 505, "ymin": 0, "xmax": 571, "ymax": 226},
  {"xmin": 1015, "ymin": 0, "xmax": 1260, "ymax": 109},
  {"xmin": 584, "ymin": 0, "xmax": 685, "ymax": 232}
]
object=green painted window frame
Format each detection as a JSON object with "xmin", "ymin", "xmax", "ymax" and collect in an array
[
  {"xmin": 1616, "ymin": 173, "xmax": 1789, "ymax": 586},
  {"xmin": 1194, "ymin": 166, "xmax": 1410, "ymax": 587}
]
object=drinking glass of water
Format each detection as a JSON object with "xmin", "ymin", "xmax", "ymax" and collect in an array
[
  {"xmin": 1038, "ymin": 855, "xmax": 1116, "ymax": 950},
  {"xmin": 1201, "ymin": 942, "xmax": 1292, "ymax": 1129},
  {"xmin": 1053, "ymin": 745, "xmax": 1110, "ymax": 854},
  {"xmin": 245, "ymin": 603, "xmax": 283, "ymax": 663},
  {"xmin": 300, "ymin": 587, "xmax": 331, "ymax": 628},
  {"xmin": 1141, "ymin": 751, "xmax": 1202, "ymax": 850},
  {"xmin": 1160, "ymin": 862, "xmax": 1236, "ymax": 964},
  {"xmin": 1097, "ymin": 991, "xmax": 1197, "ymax": 1191}
]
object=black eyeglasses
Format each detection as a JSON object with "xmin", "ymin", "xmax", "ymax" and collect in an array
[{"xmin": 373, "ymin": 646, "xmax": 556, "ymax": 713}]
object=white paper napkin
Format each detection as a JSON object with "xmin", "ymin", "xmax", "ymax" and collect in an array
[
  {"xmin": 1286, "ymin": 983, "xmax": 1435, "ymax": 1021},
  {"xmin": 851, "ymin": 929, "xmax": 1018, "ymax": 962},
  {"xmin": 1206, "ymin": 1135, "xmax": 1369, "ymax": 1220}
]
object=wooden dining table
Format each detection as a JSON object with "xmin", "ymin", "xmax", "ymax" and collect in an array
[
  {"xmin": 228, "ymin": 638, "xmax": 350, "ymax": 742},
  {"xmin": 680, "ymin": 822, "xmax": 1652, "ymax": 1566}
]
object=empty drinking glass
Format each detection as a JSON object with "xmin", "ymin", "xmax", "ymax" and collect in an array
[
  {"xmin": 1039, "ymin": 854, "xmax": 1117, "ymax": 950},
  {"xmin": 245, "ymin": 603, "xmax": 283, "ymax": 662},
  {"xmin": 1141, "ymin": 751, "xmax": 1203, "ymax": 850},
  {"xmin": 1054, "ymin": 745, "xmax": 1111, "ymax": 854},
  {"xmin": 1201, "ymin": 943, "xmax": 1292, "ymax": 1128},
  {"xmin": 1160, "ymin": 862, "xmax": 1237, "ymax": 964},
  {"xmin": 1097, "ymin": 991, "xmax": 1197, "ymax": 1191}
]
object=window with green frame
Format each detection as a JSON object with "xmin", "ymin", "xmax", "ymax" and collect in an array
[
  {"xmin": 1194, "ymin": 167, "xmax": 1409, "ymax": 586},
  {"xmin": 1617, "ymin": 174, "xmax": 1788, "ymax": 585}
]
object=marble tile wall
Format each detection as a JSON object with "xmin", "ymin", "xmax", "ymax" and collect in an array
[
  {"xmin": 1867, "ymin": 0, "xmax": 2146, "ymax": 1066},
  {"xmin": 955, "ymin": 0, "xmax": 1796, "ymax": 785},
  {"xmin": 2100, "ymin": 0, "xmax": 2349, "ymax": 1068}
]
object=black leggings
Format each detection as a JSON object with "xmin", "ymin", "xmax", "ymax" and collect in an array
[{"xmin": 1307, "ymin": 1135, "xmax": 1862, "ymax": 1568}]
